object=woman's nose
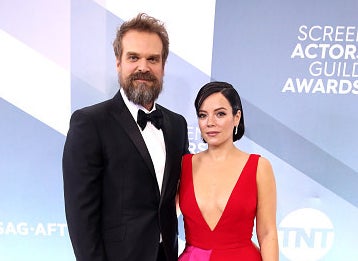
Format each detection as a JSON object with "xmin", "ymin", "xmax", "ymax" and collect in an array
[{"xmin": 206, "ymin": 115, "xmax": 215, "ymax": 126}]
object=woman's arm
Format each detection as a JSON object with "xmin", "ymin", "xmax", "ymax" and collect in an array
[{"xmin": 256, "ymin": 157, "xmax": 279, "ymax": 261}]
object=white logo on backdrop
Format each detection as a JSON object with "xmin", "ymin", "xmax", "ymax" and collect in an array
[
  {"xmin": 282, "ymin": 25, "xmax": 358, "ymax": 95},
  {"xmin": 188, "ymin": 126, "xmax": 208, "ymax": 154},
  {"xmin": 278, "ymin": 208, "xmax": 334, "ymax": 261}
]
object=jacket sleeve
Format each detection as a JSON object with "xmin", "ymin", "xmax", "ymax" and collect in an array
[{"xmin": 62, "ymin": 109, "xmax": 107, "ymax": 261}]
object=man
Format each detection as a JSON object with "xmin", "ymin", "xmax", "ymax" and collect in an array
[{"xmin": 63, "ymin": 13, "xmax": 189, "ymax": 261}]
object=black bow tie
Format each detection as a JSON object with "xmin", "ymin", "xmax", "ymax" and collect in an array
[{"xmin": 137, "ymin": 109, "xmax": 163, "ymax": 130}]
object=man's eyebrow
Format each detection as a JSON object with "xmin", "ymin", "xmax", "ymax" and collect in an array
[{"xmin": 125, "ymin": 51, "xmax": 139, "ymax": 56}]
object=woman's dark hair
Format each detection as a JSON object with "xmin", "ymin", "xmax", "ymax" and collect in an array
[{"xmin": 194, "ymin": 81, "xmax": 245, "ymax": 141}]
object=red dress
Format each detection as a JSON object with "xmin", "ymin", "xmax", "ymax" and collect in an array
[{"xmin": 179, "ymin": 154, "xmax": 262, "ymax": 261}]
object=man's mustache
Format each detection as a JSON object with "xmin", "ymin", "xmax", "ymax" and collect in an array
[{"xmin": 130, "ymin": 72, "xmax": 157, "ymax": 81}]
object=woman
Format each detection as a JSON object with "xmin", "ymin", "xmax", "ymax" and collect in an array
[{"xmin": 178, "ymin": 81, "xmax": 278, "ymax": 260}]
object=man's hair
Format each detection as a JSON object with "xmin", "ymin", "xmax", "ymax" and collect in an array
[{"xmin": 113, "ymin": 13, "xmax": 169, "ymax": 66}]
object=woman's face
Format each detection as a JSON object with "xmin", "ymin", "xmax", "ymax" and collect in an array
[{"xmin": 198, "ymin": 92, "xmax": 240, "ymax": 146}]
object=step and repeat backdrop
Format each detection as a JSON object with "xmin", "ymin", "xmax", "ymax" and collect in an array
[{"xmin": 1, "ymin": 1, "xmax": 357, "ymax": 260}]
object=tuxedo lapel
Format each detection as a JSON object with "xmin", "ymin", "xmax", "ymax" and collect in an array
[
  {"xmin": 159, "ymin": 107, "xmax": 175, "ymax": 198},
  {"xmin": 110, "ymin": 92, "xmax": 157, "ymax": 179}
]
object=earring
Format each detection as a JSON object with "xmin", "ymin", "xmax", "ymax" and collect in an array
[{"xmin": 235, "ymin": 126, "xmax": 238, "ymax": 135}]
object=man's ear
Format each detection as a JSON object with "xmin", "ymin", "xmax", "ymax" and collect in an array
[{"xmin": 116, "ymin": 58, "xmax": 121, "ymax": 72}]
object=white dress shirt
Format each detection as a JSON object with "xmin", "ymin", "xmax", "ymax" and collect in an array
[{"xmin": 120, "ymin": 88, "xmax": 166, "ymax": 193}]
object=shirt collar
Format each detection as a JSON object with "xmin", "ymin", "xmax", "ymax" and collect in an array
[{"xmin": 120, "ymin": 88, "xmax": 157, "ymax": 121}]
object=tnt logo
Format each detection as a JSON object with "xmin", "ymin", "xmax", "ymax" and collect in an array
[{"xmin": 278, "ymin": 208, "xmax": 334, "ymax": 261}]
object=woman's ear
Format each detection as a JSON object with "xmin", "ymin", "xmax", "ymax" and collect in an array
[{"xmin": 235, "ymin": 110, "xmax": 241, "ymax": 125}]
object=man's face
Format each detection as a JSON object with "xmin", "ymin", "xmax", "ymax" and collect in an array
[{"xmin": 116, "ymin": 30, "xmax": 164, "ymax": 109}]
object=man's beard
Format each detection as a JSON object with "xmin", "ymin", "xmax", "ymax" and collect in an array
[{"xmin": 120, "ymin": 71, "xmax": 163, "ymax": 107}]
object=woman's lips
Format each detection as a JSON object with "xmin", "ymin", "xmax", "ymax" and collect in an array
[{"xmin": 206, "ymin": 131, "xmax": 219, "ymax": 137}]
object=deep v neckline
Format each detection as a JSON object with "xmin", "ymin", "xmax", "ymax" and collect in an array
[{"xmin": 190, "ymin": 154, "xmax": 252, "ymax": 232}]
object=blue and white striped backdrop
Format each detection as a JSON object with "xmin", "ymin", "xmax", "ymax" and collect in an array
[{"xmin": 1, "ymin": 1, "xmax": 357, "ymax": 260}]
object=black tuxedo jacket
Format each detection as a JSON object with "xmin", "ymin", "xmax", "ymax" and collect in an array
[{"xmin": 63, "ymin": 91, "xmax": 189, "ymax": 261}]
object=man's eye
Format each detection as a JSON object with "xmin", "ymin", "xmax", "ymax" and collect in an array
[
  {"xmin": 148, "ymin": 57, "xmax": 160, "ymax": 63},
  {"xmin": 129, "ymin": 56, "xmax": 138, "ymax": 61}
]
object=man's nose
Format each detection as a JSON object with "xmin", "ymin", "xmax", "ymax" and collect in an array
[{"xmin": 137, "ymin": 59, "xmax": 150, "ymax": 72}]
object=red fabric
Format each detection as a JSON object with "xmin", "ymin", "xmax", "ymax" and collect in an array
[{"xmin": 179, "ymin": 154, "xmax": 262, "ymax": 261}]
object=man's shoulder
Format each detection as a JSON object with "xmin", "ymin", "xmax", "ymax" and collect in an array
[
  {"xmin": 156, "ymin": 104, "xmax": 184, "ymax": 119},
  {"xmin": 79, "ymin": 99, "xmax": 112, "ymax": 113},
  {"xmin": 75, "ymin": 92, "xmax": 122, "ymax": 115}
]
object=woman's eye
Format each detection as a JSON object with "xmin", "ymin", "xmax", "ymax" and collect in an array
[
  {"xmin": 217, "ymin": 112, "xmax": 226, "ymax": 117},
  {"xmin": 198, "ymin": 113, "xmax": 207, "ymax": 119}
]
